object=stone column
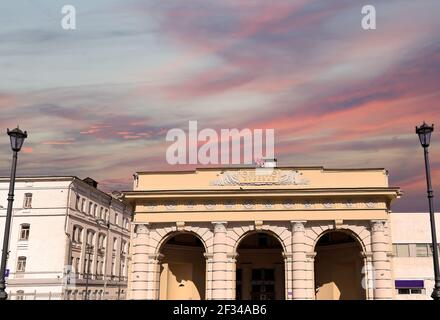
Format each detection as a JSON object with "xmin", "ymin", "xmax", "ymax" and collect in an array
[
  {"xmin": 211, "ymin": 222, "xmax": 229, "ymax": 300},
  {"xmin": 130, "ymin": 224, "xmax": 150, "ymax": 299},
  {"xmin": 305, "ymin": 252, "xmax": 317, "ymax": 300},
  {"xmin": 291, "ymin": 221, "xmax": 308, "ymax": 300},
  {"xmin": 282, "ymin": 252, "xmax": 293, "ymax": 300},
  {"xmin": 204, "ymin": 253, "xmax": 214, "ymax": 300},
  {"xmin": 370, "ymin": 220, "xmax": 393, "ymax": 300},
  {"xmin": 145, "ymin": 253, "xmax": 164, "ymax": 299},
  {"xmin": 361, "ymin": 252, "xmax": 374, "ymax": 300}
]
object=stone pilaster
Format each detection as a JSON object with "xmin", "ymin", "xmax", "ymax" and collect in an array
[
  {"xmin": 211, "ymin": 222, "xmax": 229, "ymax": 300},
  {"xmin": 360, "ymin": 251, "xmax": 374, "ymax": 300},
  {"xmin": 145, "ymin": 253, "xmax": 164, "ymax": 299},
  {"xmin": 204, "ymin": 253, "xmax": 214, "ymax": 300},
  {"xmin": 291, "ymin": 221, "xmax": 308, "ymax": 300},
  {"xmin": 305, "ymin": 252, "xmax": 317, "ymax": 300},
  {"xmin": 130, "ymin": 224, "xmax": 150, "ymax": 299},
  {"xmin": 282, "ymin": 252, "xmax": 293, "ymax": 300},
  {"xmin": 370, "ymin": 220, "xmax": 393, "ymax": 300}
]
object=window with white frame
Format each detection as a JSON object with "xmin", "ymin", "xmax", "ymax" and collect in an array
[
  {"xmin": 88, "ymin": 202, "xmax": 92, "ymax": 215},
  {"xmin": 17, "ymin": 256, "xmax": 27, "ymax": 272},
  {"xmin": 93, "ymin": 204, "xmax": 97, "ymax": 217},
  {"xmin": 23, "ymin": 193, "xmax": 32, "ymax": 209},
  {"xmin": 81, "ymin": 198, "xmax": 86, "ymax": 213},
  {"xmin": 75, "ymin": 195, "xmax": 81, "ymax": 210},
  {"xmin": 19, "ymin": 224, "xmax": 30, "ymax": 240},
  {"xmin": 73, "ymin": 225, "xmax": 83, "ymax": 243},
  {"xmin": 86, "ymin": 230, "xmax": 95, "ymax": 247}
]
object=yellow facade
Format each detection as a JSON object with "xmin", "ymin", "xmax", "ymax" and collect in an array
[{"xmin": 124, "ymin": 166, "xmax": 401, "ymax": 300}]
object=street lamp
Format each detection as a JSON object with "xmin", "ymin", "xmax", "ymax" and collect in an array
[
  {"xmin": 416, "ymin": 122, "xmax": 440, "ymax": 300},
  {"xmin": 0, "ymin": 126, "xmax": 28, "ymax": 300}
]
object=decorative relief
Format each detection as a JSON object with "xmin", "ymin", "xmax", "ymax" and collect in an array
[
  {"xmin": 210, "ymin": 169, "xmax": 309, "ymax": 186},
  {"xmin": 204, "ymin": 202, "xmax": 215, "ymax": 210},
  {"xmin": 135, "ymin": 224, "xmax": 149, "ymax": 235},
  {"xmin": 323, "ymin": 200, "xmax": 334, "ymax": 208},
  {"xmin": 291, "ymin": 221, "xmax": 306, "ymax": 232},
  {"xmin": 303, "ymin": 200, "xmax": 314, "ymax": 209},
  {"xmin": 186, "ymin": 201, "xmax": 195, "ymax": 210},
  {"xmin": 264, "ymin": 201, "xmax": 273, "ymax": 209},
  {"xmin": 283, "ymin": 202, "xmax": 294, "ymax": 209},
  {"xmin": 145, "ymin": 202, "xmax": 155, "ymax": 210},
  {"xmin": 165, "ymin": 201, "xmax": 177, "ymax": 211},
  {"xmin": 243, "ymin": 201, "xmax": 255, "ymax": 209},
  {"xmin": 365, "ymin": 201, "xmax": 376, "ymax": 208},
  {"xmin": 344, "ymin": 200, "xmax": 355, "ymax": 208},
  {"xmin": 224, "ymin": 200, "xmax": 235, "ymax": 209}
]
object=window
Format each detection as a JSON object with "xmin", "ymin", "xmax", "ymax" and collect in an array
[
  {"xmin": 75, "ymin": 195, "xmax": 81, "ymax": 210},
  {"xmin": 395, "ymin": 244, "xmax": 410, "ymax": 257},
  {"xmin": 115, "ymin": 213, "xmax": 119, "ymax": 225},
  {"xmin": 93, "ymin": 204, "xmax": 98, "ymax": 217},
  {"xmin": 104, "ymin": 209, "xmax": 109, "ymax": 222},
  {"xmin": 99, "ymin": 207, "xmax": 104, "ymax": 220},
  {"xmin": 113, "ymin": 237, "xmax": 117, "ymax": 252},
  {"xmin": 88, "ymin": 202, "xmax": 92, "ymax": 215},
  {"xmin": 86, "ymin": 230, "xmax": 95, "ymax": 247},
  {"xmin": 19, "ymin": 224, "xmax": 30, "ymax": 240},
  {"xmin": 397, "ymin": 288, "xmax": 424, "ymax": 295},
  {"xmin": 416, "ymin": 244, "xmax": 429, "ymax": 257},
  {"xmin": 17, "ymin": 256, "xmax": 27, "ymax": 272},
  {"xmin": 16, "ymin": 290, "xmax": 24, "ymax": 300},
  {"xmin": 73, "ymin": 226, "xmax": 83, "ymax": 243},
  {"xmin": 395, "ymin": 280, "xmax": 424, "ymax": 295},
  {"xmin": 81, "ymin": 199, "xmax": 86, "ymax": 213},
  {"xmin": 23, "ymin": 193, "xmax": 32, "ymax": 208}
]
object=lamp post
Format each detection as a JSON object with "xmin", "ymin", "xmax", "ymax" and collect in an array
[
  {"xmin": 416, "ymin": 122, "xmax": 440, "ymax": 300},
  {"xmin": 0, "ymin": 127, "xmax": 28, "ymax": 300}
]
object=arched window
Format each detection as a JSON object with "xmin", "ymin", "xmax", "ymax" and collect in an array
[
  {"xmin": 72, "ymin": 225, "xmax": 83, "ymax": 243},
  {"xmin": 23, "ymin": 193, "xmax": 32, "ymax": 208},
  {"xmin": 86, "ymin": 230, "xmax": 95, "ymax": 247}
]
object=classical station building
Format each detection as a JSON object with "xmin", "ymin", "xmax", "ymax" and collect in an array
[{"xmin": 123, "ymin": 163, "xmax": 402, "ymax": 300}]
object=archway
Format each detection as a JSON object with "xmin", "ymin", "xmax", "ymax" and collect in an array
[
  {"xmin": 236, "ymin": 232, "xmax": 285, "ymax": 300},
  {"xmin": 314, "ymin": 231, "xmax": 366, "ymax": 300},
  {"xmin": 159, "ymin": 233, "xmax": 206, "ymax": 300}
]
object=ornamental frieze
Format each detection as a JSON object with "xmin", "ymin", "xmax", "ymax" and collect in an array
[{"xmin": 210, "ymin": 169, "xmax": 309, "ymax": 186}]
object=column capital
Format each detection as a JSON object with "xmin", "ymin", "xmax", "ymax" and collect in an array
[
  {"xmin": 291, "ymin": 220, "xmax": 307, "ymax": 231},
  {"xmin": 134, "ymin": 223, "xmax": 150, "ymax": 235},
  {"xmin": 212, "ymin": 221, "xmax": 227, "ymax": 232},
  {"xmin": 282, "ymin": 252, "xmax": 293, "ymax": 260},
  {"xmin": 370, "ymin": 220, "xmax": 386, "ymax": 232}
]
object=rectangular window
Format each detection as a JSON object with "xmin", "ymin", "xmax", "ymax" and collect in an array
[
  {"xmin": 88, "ymin": 202, "xmax": 92, "ymax": 215},
  {"xmin": 19, "ymin": 225, "xmax": 30, "ymax": 240},
  {"xmin": 396, "ymin": 244, "xmax": 410, "ymax": 257},
  {"xmin": 81, "ymin": 199, "xmax": 86, "ymax": 213},
  {"xmin": 76, "ymin": 196, "xmax": 81, "ymax": 210},
  {"xmin": 17, "ymin": 257, "xmax": 27, "ymax": 272},
  {"xmin": 23, "ymin": 193, "xmax": 32, "ymax": 209},
  {"xmin": 93, "ymin": 204, "xmax": 97, "ymax": 217},
  {"xmin": 416, "ymin": 244, "xmax": 429, "ymax": 257}
]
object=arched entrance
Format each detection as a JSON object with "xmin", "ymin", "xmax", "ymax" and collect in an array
[
  {"xmin": 314, "ymin": 231, "xmax": 366, "ymax": 300},
  {"xmin": 236, "ymin": 232, "xmax": 285, "ymax": 300},
  {"xmin": 159, "ymin": 233, "xmax": 206, "ymax": 300}
]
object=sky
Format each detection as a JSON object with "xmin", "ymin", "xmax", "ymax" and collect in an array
[{"xmin": 0, "ymin": 0, "xmax": 439, "ymax": 212}]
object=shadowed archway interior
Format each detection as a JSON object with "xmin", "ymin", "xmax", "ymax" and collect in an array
[
  {"xmin": 236, "ymin": 232, "xmax": 285, "ymax": 300},
  {"xmin": 159, "ymin": 233, "xmax": 206, "ymax": 300},
  {"xmin": 314, "ymin": 231, "xmax": 366, "ymax": 300}
]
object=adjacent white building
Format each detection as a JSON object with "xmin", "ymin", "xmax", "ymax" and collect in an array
[
  {"xmin": 390, "ymin": 212, "xmax": 440, "ymax": 300},
  {"xmin": 0, "ymin": 176, "xmax": 132, "ymax": 300}
]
